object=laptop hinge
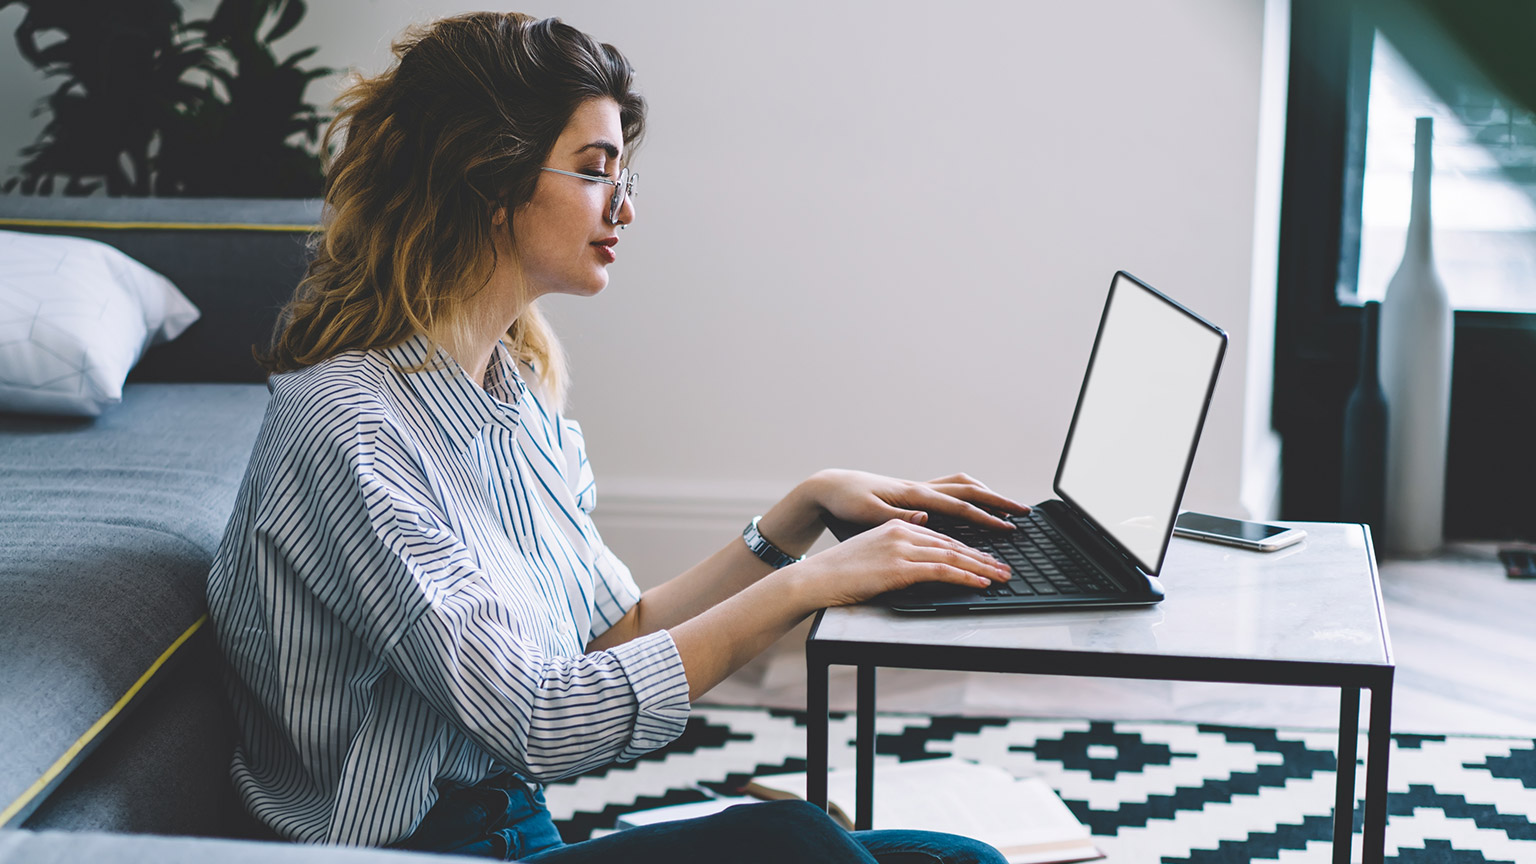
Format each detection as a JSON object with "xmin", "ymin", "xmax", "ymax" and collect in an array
[{"xmin": 1038, "ymin": 500, "xmax": 1149, "ymax": 588}]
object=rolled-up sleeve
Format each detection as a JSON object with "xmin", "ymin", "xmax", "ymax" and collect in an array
[{"xmin": 390, "ymin": 593, "xmax": 690, "ymax": 781}]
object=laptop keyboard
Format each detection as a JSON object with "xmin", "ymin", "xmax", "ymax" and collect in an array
[{"xmin": 943, "ymin": 511, "xmax": 1122, "ymax": 597}]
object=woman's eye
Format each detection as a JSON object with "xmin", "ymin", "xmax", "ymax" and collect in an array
[{"xmin": 582, "ymin": 168, "xmax": 611, "ymax": 179}]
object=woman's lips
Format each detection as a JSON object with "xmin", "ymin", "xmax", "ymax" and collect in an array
[{"xmin": 592, "ymin": 238, "xmax": 617, "ymax": 263}]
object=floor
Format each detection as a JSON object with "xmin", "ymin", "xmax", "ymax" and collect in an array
[{"xmin": 702, "ymin": 542, "xmax": 1536, "ymax": 738}]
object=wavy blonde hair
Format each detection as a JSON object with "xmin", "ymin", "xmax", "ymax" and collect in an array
[{"xmin": 261, "ymin": 12, "xmax": 646, "ymax": 412}]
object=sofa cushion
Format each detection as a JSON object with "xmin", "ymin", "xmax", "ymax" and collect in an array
[
  {"xmin": 0, "ymin": 196, "xmax": 319, "ymax": 384},
  {"xmin": 20, "ymin": 627, "xmax": 244, "ymax": 837},
  {"xmin": 0, "ymin": 231, "xmax": 201, "ymax": 417},
  {"xmin": 0, "ymin": 383, "xmax": 269, "ymax": 828}
]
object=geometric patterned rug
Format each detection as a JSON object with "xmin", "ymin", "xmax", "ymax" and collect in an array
[{"xmin": 543, "ymin": 707, "xmax": 1536, "ymax": 863}]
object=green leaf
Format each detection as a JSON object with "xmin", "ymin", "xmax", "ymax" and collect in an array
[
  {"xmin": 283, "ymin": 45, "xmax": 319, "ymax": 65},
  {"xmin": 266, "ymin": 0, "xmax": 305, "ymax": 44}
]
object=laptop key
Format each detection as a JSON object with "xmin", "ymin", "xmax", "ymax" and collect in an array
[{"xmin": 978, "ymin": 514, "xmax": 1123, "ymax": 598}]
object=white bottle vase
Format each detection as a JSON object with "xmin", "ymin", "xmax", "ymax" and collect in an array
[{"xmin": 1379, "ymin": 116, "xmax": 1453, "ymax": 557}]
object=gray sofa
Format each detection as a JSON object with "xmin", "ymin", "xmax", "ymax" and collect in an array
[{"xmin": 0, "ymin": 197, "xmax": 467, "ymax": 861}]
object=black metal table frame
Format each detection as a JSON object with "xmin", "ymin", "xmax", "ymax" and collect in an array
[{"xmin": 805, "ymin": 624, "xmax": 1395, "ymax": 864}]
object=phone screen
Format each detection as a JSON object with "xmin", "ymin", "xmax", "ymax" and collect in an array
[{"xmin": 1176, "ymin": 512, "xmax": 1288, "ymax": 541}]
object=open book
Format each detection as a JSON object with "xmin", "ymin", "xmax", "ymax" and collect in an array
[{"xmin": 618, "ymin": 758, "xmax": 1102, "ymax": 864}]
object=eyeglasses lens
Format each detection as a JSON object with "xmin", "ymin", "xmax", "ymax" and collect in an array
[{"xmin": 609, "ymin": 170, "xmax": 634, "ymax": 223}]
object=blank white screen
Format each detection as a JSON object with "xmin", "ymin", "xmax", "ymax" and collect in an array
[{"xmin": 1055, "ymin": 274, "xmax": 1224, "ymax": 573}]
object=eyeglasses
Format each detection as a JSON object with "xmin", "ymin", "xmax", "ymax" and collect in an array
[{"xmin": 539, "ymin": 166, "xmax": 637, "ymax": 224}]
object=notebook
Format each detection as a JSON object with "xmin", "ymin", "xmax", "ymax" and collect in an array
[{"xmin": 827, "ymin": 271, "xmax": 1227, "ymax": 613}]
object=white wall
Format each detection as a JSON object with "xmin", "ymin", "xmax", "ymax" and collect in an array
[
  {"xmin": 1242, "ymin": 0, "xmax": 1289, "ymax": 523},
  {"xmin": 0, "ymin": 0, "xmax": 1287, "ymax": 587}
]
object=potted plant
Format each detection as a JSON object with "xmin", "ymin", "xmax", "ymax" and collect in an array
[{"xmin": 2, "ymin": 0, "xmax": 329, "ymax": 198}]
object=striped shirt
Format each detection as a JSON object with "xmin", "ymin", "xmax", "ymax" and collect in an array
[{"xmin": 206, "ymin": 333, "xmax": 690, "ymax": 846}]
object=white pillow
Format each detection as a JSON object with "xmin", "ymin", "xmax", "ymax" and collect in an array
[{"xmin": 0, "ymin": 230, "xmax": 200, "ymax": 417}]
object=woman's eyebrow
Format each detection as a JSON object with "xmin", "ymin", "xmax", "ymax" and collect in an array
[{"xmin": 573, "ymin": 141, "xmax": 620, "ymax": 160}]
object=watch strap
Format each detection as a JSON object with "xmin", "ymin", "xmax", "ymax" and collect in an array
[{"xmin": 742, "ymin": 515, "xmax": 804, "ymax": 569}]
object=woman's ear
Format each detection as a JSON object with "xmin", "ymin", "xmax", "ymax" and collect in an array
[{"xmin": 492, "ymin": 206, "xmax": 508, "ymax": 226}]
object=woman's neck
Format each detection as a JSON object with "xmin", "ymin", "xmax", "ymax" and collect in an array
[
  {"xmin": 440, "ymin": 292, "xmax": 527, "ymax": 390},
  {"xmin": 442, "ymin": 228, "xmax": 536, "ymax": 389}
]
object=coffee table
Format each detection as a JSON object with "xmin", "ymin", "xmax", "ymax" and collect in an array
[{"xmin": 805, "ymin": 521, "xmax": 1393, "ymax": 864}]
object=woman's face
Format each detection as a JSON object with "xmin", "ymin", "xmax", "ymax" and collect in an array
[{"xmin": 507, "ymin": 97, "xmax": 635, "ymax": 300}]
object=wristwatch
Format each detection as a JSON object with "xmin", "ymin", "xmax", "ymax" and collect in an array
[{"xmin": 742, "ymin": 515, "xmax": 804, "ymax": 569}]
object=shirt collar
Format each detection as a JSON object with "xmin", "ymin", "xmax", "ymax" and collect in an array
[{"xmin": 379, "ymin": 332, "xmax": 528, "ymax": 452}]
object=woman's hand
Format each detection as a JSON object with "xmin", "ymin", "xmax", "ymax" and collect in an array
[
  {"xmin": 783, "ymin": 518, "xmax": 1013, "ymax": 609},
  {"xmin": 808, "ymin": 469, "xmax": 1031, "ymax": 532}
]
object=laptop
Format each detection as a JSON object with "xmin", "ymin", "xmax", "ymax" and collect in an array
[{"xmin": 827, "ymin": 270, "xmax": 1227, "ymax": 613}]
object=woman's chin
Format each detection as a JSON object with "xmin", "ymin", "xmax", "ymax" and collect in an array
[
  {"xmin": 544, "ymin": 275, "xmax": 609, "ymax": 299},
  {"xmin": 580, "ymin": 272, "xmax": 611, "ymax": 296}
]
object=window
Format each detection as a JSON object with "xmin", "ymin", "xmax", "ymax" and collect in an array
[{"xmin": 1348, "ymin": 31, "xmax": 1536, "ymax": 313}]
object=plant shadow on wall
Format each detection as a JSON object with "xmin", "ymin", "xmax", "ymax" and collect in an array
[{"xmin": 1, "ymin": 0, "xmax": 329, "ymax": 197}]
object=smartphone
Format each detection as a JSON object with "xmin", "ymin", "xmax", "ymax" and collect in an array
[{"xmin": 1173, "ymin": 511, "xmax": 1307, "ymax": 551}]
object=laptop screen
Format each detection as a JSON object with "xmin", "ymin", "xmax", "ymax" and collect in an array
[{"xmin": 1053, "ymin": 272, "xmax": 1226, "ymax": 575}]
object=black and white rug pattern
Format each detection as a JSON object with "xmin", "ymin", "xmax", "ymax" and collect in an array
[{"xmin": 543, "ymin": 707, "xmax": 1536, "ymax": 863}]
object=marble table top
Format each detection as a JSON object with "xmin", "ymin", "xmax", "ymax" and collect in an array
[{"xmin": 809, "ymin": 521, "xmax": 1391, "ymax": 670}]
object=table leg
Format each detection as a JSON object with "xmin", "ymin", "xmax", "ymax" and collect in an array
[
  {"xmin": 807, "ymin": 648, "xmax": 829, "ymax": 813},
  {"xmin": 1333, "ymin": 687, "xmax": 1360, "ymax": 864},
  {"xmin": 1362, "ymin": 674, "xmax": 1394, "ymax": 864},
  {"xmin": 855, "ymin": 664, "xmax": 876, "ymax": 831}
]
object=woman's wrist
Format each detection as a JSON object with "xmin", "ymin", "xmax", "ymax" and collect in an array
[
  {"xmin": 760, "ymin": 557, "xmax": 824, "ymax": 618},
  {"xmin": 753, "ymin": 474, "xmax": 829, "ymax": 558}
]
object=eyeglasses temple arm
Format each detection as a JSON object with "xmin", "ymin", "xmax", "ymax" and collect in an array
[{"xmin": 538, "ymin": 166, "xmax": 620, "ymax": 188}]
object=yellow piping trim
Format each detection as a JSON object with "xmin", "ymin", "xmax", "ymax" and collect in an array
[
  {"xmin": 0, "ymin": 614, "xmax": 208, "ymax": 827},
  {"xmin": 0, "ymin": 217, "xmax": 316, "ymax": 232}
]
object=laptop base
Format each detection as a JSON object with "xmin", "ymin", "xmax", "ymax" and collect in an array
[{"xmin": 825, "ymin": 501, "xmax": 1165, "ymax": 614}]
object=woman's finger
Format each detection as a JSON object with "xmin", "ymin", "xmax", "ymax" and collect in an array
[
  {"xmin": 925, "ymin": 472, "xmax": 984, "ymax": 487},
  {"xmin": 865, "ymin": 500, "xmax": 930, "ymax": 526},
  {"xmin": 913, "ymin": 562, "xmax": 996, "ymax": 589},
  {"xmin": 901, "ymin": 546, "xmax": 1011, "ymax": 586},
  {"xmin": 903, "ymin": 485, "xmax": 1018, "ymax": 531},
  {"xmin": 901, "ymin": 524, "xmax": 1012, "ymax": 580},
  {"xmin": 925, "ymin": 483, "xmax": 1033, "ymax": 517}
]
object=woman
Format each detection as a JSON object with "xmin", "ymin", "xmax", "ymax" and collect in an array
[{"xmin": 208, "ymin": 12, "xmax": 1027, "ymax": 863}]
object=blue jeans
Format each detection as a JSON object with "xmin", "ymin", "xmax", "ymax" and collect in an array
[{"xmin": 394, "ymin": 775, "xmax": 1007, "ymax": 864}]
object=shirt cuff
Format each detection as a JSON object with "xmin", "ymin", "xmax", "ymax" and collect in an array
[{"xmin": 606, "ymin": 629, "xmax": 691, "ymax": 761}]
